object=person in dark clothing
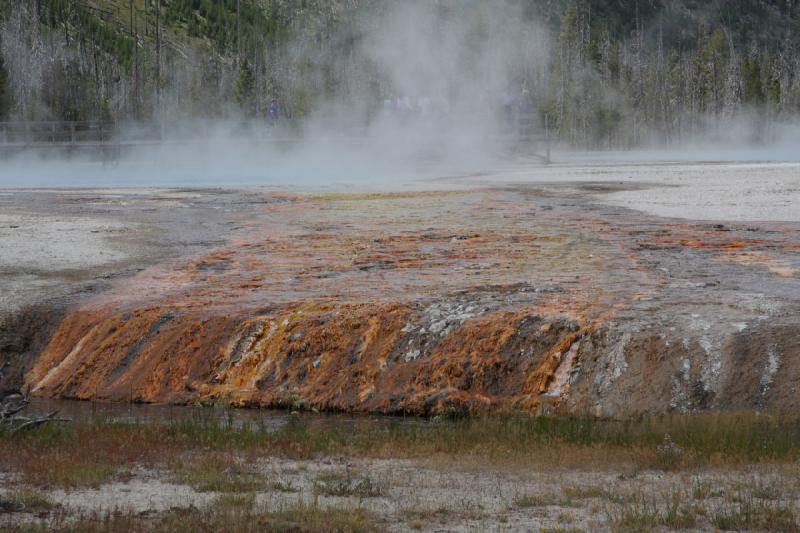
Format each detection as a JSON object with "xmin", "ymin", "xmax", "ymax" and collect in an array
[{"xmin": 268, "ymin": 99, "xmax": 279, "ymax": 121}]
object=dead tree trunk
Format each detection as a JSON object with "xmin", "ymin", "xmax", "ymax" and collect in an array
[{"xmin": 0, "ymin": 363, "xmax": 69, "ymax": 434}]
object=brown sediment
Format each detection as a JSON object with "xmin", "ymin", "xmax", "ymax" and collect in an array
[{"xmin": 17, "ymin": 187, "xmax": 800, "ymax": 415}]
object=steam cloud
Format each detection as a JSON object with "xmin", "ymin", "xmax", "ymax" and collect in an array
[
  {"xmin": 0, "ymin": 1, "xmax": 798, "ymax": 189},
  {"xmin": 0, "ymin": 1, "xmax": 552, "ymax": 188}
]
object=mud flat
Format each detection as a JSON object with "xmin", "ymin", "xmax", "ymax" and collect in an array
[{"xmin": 0, "ymin": 159, "xmax": 797, "ymax": 416}]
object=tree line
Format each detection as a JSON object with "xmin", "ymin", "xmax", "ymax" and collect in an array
[{"xmin": 0, "ymin": 0, "xmax": 797, "ymax": 148}]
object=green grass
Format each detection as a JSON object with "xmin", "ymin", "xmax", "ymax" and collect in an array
[
  {"xmin": 25, "ymin": 461, "xmax": 116, "ymax": 489},
  {"xmin": 4, "ymin": 411, "xmax": 800, "ymax": 491}
]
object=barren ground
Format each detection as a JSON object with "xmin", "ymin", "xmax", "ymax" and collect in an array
[{"xmin": 4, "ymin": 454, "xmax": 800, "ymax": 532}]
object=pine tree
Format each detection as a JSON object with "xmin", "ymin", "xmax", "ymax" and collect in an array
[
  {"xmin": 234, "ymin": 59, "xmax": 255, "ymax": 113},
  {"xmin": 0, "ymin": 55, "xmax": 7, "ymax": 119},
  {"xmin": 767, "ymin": 78, "xmax": 781, "ymax": 111},
  {"xmin": 741, "ymin": 57, "xmax": 765, "ymax": 105}
]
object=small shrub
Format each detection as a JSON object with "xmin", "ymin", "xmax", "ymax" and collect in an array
[{"xmin": 655, "ymin": 433, "xmax": 684, "ymax": 470}]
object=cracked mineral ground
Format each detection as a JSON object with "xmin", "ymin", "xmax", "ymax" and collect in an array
[{"xmin": 2, "ymin": 159, "xmax": 798, "ymax": 417}]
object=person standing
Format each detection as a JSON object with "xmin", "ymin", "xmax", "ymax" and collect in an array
[{"xmin": 268, "ymin": 99, "xmax": 280, "ymax": 122}]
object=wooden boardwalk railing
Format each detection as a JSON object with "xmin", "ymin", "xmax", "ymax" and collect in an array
[
  {"xmin": 0, "ymin": 121, "xmax": 117, "ymax": 146},
  {"xmin": 0, "ymin": 119, "xmax": 550, "ymax": 162}
]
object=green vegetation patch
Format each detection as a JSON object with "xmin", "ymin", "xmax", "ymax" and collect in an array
[
  {"xmin": 171, "ymin": 455, "xmax": 266, "ymax": 493},
  {"xmin": 4, "ymin": 411, "xmax": 800, "ymax": 490}
]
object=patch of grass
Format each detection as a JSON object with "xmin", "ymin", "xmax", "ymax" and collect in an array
[
  {"xmin": 186, "ymin": 500, "xmax": 376, "ymax": 533},
  {"xmin": 212, "ymin": 493, "xmax": 256, "ymax": 510},
  {"xmin": 29, "ymin": 501, "xmax": 376, "ymax": 533},
  {"xmin": 0, "ymin": 489, "xmax": 57, "ymax": 513},
  {"xmin": 35, "ymin": 508, "xmax": 143, "ymax": 532},
  {"xmin": 171, "ymin": 455, "xmax": 266, "ymax": 493},
  {"xmin": 749, "ymin": 479, "xmax": 784, "ymax": 501},
  {"xmin": 269, "ymin": 478, "xmax": 298, "ymax": 493},
  {"xmin": 26, "ymin": 461, "xmax": 115, "ymax": 489},
  {"xmin": 5, "ymin": 410, "xmax": 800, "ymax": 486},
  {"xmin": 607, "ymin": 497, "xmax": 661, "ymax": 532},
  {"xmin": 662, "ymin": 491, "xmax": 699, "ymax": 529},
  {"xmin": 711, "ymin": 497, "xmax": 799, "ymax": 532},
  {"xmin": 562, "ymin": 485, "xmax": 625, "ymax": 503},
  {"xmin": 513, "ymin": 492, "xmax": 580, "ymax": 509},
  {"xmin": 312, "ymin": 470, "xmax": 386, "ymax": 498},
  {"xmin": 691, "ymin": 479, "xmax": 724, "ymax": 500},
  {"xmin": 607, "ymin": 491, "xmax": 699, "ymax": 533}
]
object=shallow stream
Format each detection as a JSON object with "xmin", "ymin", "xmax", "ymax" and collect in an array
[{"xmin": 29, "ymin": 397, "xmax": 429, "ymax": 432}]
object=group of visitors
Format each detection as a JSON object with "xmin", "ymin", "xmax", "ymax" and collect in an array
[{"xmin": 382, "ymin": 95, "xmax": 434, "ymax": 118}]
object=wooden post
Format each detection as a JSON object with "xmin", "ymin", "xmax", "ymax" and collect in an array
[{"xmin": 545, "ymin": 114, "xmax": 551, "ymax": 164}]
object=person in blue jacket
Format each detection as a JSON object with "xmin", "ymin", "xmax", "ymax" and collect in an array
[{"xmin": 268, "ymin": 99, "xmax": 279, "ymax": 121}]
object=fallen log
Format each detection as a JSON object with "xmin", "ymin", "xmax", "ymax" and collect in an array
[{"xmin": 0, "ymin": 362, "xmax": 70, "ymax": 433}]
